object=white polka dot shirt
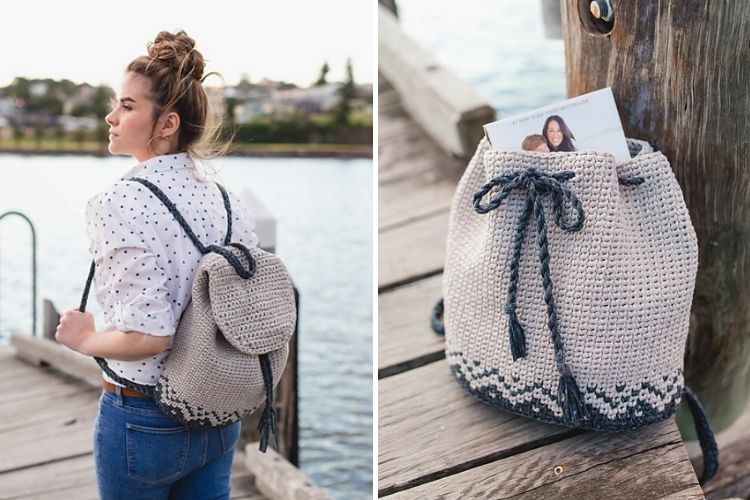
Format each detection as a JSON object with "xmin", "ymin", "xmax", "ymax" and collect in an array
[{"xmin": 85, "ymin": 152, "xmax": 258, "ymax": 387}]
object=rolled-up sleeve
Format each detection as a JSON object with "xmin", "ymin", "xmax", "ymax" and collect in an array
[{"xmin": 85, "ymin": 183, "xmax": 176, "ymax": 337}]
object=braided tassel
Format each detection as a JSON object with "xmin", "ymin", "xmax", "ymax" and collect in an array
[
  {"xmin": 257, "ymin": 354, "xmax": 278, "ymax": 453},
  {"xmin": 257, "ymin": 402, "xmax": 277, "ymax": 453},
  {"xmin": 557, "ymin": 369, "xmax": 589, "ymax": 426},
  {"xmin": 505, "ymin": 305, "xmax": 527, "ymax": 361}
]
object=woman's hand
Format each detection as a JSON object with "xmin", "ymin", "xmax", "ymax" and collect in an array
[{"xmin": 55, "ymin": 309, "xmax": 96, "ymax": 355}]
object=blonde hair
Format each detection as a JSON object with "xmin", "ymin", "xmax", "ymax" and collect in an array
[{"xmin": 126, "ymin": 30, "xmax": 231, "ymax": 177}]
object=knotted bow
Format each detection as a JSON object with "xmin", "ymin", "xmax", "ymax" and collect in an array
[{"xmin": 474, "ymin": 167, "xmax": 588, "ymax": 424}]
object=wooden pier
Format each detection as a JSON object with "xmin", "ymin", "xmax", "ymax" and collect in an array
[
  {"xmin": 0, "ymin": 341, "xmax": 328, "ymax": 499},
  {"xmin": 377, "ymin": 4, "xmax": 718, "ymax": 493},
  {"xmin": 378, "ymin": 1, "xmax": 750, "ymax": 497}
]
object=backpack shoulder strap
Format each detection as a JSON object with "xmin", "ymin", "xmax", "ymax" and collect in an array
[
  {"xmin": 129, "ymin": 177, "xmax": 234, "ymax": 250},
  {"xmin": 214, "ymin": 181, "xmax": 233, "ymax": 244}
]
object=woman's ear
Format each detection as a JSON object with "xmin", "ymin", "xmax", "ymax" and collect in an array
[{"xmin": 157, "ymin": 111, "xmax": 181, "ymax": 140}]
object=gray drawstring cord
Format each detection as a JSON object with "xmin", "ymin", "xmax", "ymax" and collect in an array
[
  {"xmin": 473, "ymin": 167, "xmax": 588, "ymax": 424},
  {"xmin": 430, "ymin": 298, "xmax": 445, "ymax": 335},
  {"xmin": 682, "ymin": 386, "xmax": 719, "ymax": 485}
]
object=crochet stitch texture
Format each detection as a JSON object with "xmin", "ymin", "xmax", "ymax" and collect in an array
[{"xmin": 442, "ymin": 137, "xmax": 699, "ymax": 431}]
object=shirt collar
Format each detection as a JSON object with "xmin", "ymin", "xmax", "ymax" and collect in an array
[{"xmin": 118, "ymin": 152, "xmax": 194, "ymax": 181}]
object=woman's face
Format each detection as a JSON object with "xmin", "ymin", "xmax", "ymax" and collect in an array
[
  {"xmin": 545, "ymin": 119, "xmax": 563, "ymax": 148},
  {"xmin": 105, "ymin": 72, "xmax": 158, "ymax": 162}
]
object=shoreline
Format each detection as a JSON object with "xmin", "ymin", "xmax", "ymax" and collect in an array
[{"xmin": 0, "ymin": 144, "xmax": 372, "ymax": 159}]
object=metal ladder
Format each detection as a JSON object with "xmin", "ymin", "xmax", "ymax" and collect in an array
[{"xmin": 0, "ymin": 211, "xmax": 37, "ymax": 337}]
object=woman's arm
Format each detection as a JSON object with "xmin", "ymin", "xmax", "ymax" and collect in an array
[
  {"xmin": 55, "ymin": 309, "xmax": 171, "ymax": 361},
  {"xmin": 82, "ymin": 329, "xmax": 170, "ymax": 361}
]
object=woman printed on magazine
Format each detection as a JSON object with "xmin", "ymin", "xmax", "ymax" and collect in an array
[{"xmin": 542, "ymin": 114, "xmax": 577, "ymax": 152}]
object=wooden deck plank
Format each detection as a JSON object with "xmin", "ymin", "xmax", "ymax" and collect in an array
[
  {"xmin": 0, "ymin": 389, "xmax": 98, "ymax": 435},
  {"xmin": 0, "ymin": 448, "xmax": 263, "ymax": 499},
  {"xmin": 1, "ymin": 398, "xmax": 99, "ymax": 472},
  {"xmin": 0, "ymin": 351, "xmax": 267, "ymax": 499},
  {"xmin": 383, "ymin": 419, "xmax": 703, "ymax": 499},
  {"xmin": 378, "ymin": 274, "xmax": 445, "ymax": 377},
  {"xmin": 378, "ymin": 84, "xmax": 463, "ymax": 231},
  {"xmin": 378, "ymin": 210, "xmax": 448, "ymax": 291},
  {"xmin": 378, "ymin": 359, "xmax": 580, "ymax": 495},
  {"xmin": 379, "ymin": 172, "xmax": 456, "ymax": 232}
]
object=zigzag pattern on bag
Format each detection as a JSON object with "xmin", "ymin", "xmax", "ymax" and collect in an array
[{"xmin": 447, "ymin": 350, "xmax": 683, "ymax": 431}]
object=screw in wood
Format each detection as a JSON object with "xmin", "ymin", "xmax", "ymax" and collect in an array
[{"xmin": 589, "ymin": 0, "xmax": 613, "ymax": 22}]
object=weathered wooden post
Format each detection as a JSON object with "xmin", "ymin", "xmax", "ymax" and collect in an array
[{"xmin": 561, "ymin": 0, "xmax": 750, "ymax": 435}]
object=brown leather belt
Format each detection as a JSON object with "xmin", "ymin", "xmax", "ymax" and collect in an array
[{"xmin": 102, "ymin": 378, "xmax": 151, "ymax": 398}]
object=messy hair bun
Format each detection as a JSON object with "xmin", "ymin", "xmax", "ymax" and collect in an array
[
  {"xmin": 126, "ymin": 29, "xmax": 228, "ymax": 162},
  {"xmin": 148, "ymin": 31, "xmax": 206, "ymax": 82}
]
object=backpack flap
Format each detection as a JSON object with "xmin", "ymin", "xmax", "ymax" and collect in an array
[{"xmin": 200, "ymin": 245, "xmax": 297, "ymax": 354}]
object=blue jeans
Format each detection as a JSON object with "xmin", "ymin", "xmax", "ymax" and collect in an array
[{"xmin": 93, "ymin": 386, "xmax": 242, "ymax": 499}]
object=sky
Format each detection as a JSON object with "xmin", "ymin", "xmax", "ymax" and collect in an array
[{"xmin": 1, "ymin": 0, "xmax": 373, "ymax": 90}]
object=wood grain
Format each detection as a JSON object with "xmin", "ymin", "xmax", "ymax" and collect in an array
[
  {"xmin": 244, "ymin": 442, "xmax": 330, "ymax": 499},
  {"xmin": 378, "ymin": 210, "xmax": 448, "ymax": 291},
  {"xmin": 378, "ymin": 5, "xmax": 495, "ymax": 161},
  {"xmin": 384, "ymin": 419, "xmax": 703, "ymax": 499},
  {"xmin": 378, "ymin": 360, "xmax": 580, "ymax": 495},
  {"xmin": 562, "ymin": 0, "xmax": 750, "ymax": 432},
  {"xmin": 378, "ymin": 274, "xmax": 445, "ymax": 377}
]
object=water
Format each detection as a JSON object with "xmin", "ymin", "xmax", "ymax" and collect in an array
[
  {"xmin": 0, "ymin": 154, "xmax": 373, "ymax": 499},
  {"xmin": 398, "ymin": 0, "xmax": 567, "ymax": 117}
]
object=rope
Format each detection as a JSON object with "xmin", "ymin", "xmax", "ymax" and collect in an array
[{"xmin": 682, "ymin": 386, "xmax": 719, "ymax": 485}]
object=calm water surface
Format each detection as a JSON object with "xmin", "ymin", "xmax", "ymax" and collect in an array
[
  {"xmin": 0, "ymin": 154, "xmax": 373, "ymax": 499},
  {"xmin": 399, "ymin": 0, "xmax": 566, "ymax": 117}
]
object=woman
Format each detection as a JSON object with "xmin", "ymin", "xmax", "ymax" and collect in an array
[
  {"xmin": 54, "ymin": 30, "xmax": 257, "ymax": 499},
  {"xmin": 542, "ymin": 114, "xmax": 577, "ymax": 152}
]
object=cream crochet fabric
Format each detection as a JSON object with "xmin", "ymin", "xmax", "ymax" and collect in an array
[
  {"xmin": 442, "ymin": 137, "xmax": 699, "ymax": 430},
  {"xmin": 155, "ymin": 245, "xmax": 296, "ymax": 428},
  {"xmin": 83, "ymin": 176, "xmax": 296, "ymax": 440}
]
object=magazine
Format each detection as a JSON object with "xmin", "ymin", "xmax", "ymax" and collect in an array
[{"xmin": 482, "ymin": 87, "xmax": 631, "ymax": 161}]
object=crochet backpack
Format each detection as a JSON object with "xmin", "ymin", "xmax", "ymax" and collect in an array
[
  {"xmin": 430, "ymin": 137, "xmax": 719, "ymax": 484},
  {"xmin": 80, "ymin": 177, "xmax": 296, "ymax": 452}
]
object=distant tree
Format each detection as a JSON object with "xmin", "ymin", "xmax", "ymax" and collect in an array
[
  {"xmin": 314, "ymin": 62, "xmax": 330, "ymax": 86},
  {"xmin": 70, "ymin": 102, "xmax": 91, "ymax": 117},
  {"xmin": 10, "ymin": 77, "xmax": 31, "ymax": 101},
  {"xmin": 335, "ymin": 58, "xmax": 356, "ymax": 125},
  {"xmin": 33, "ymin": 125, "xmax": 44, "ymax": 148},
  {"xmin": 10, "ymin": 120, "xmax": 23, "ymax": 147},
  {"xmin": 55, "ymin": 123, "xmax": 65, "ymax": 148},
  {"xmin": 91, "ymin": 86, "xmax": 113, "ymax": 118},
  {"xmin": 74, "ymin": 128, "xmax": 87, "ymax": 149},
  {"xmin": 224, "ymin": 97, "xmax": 238, "ymax": 134},
  {"xmin": 95, "ymin": 122, "xmax": 109, "ymax": 147}
]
